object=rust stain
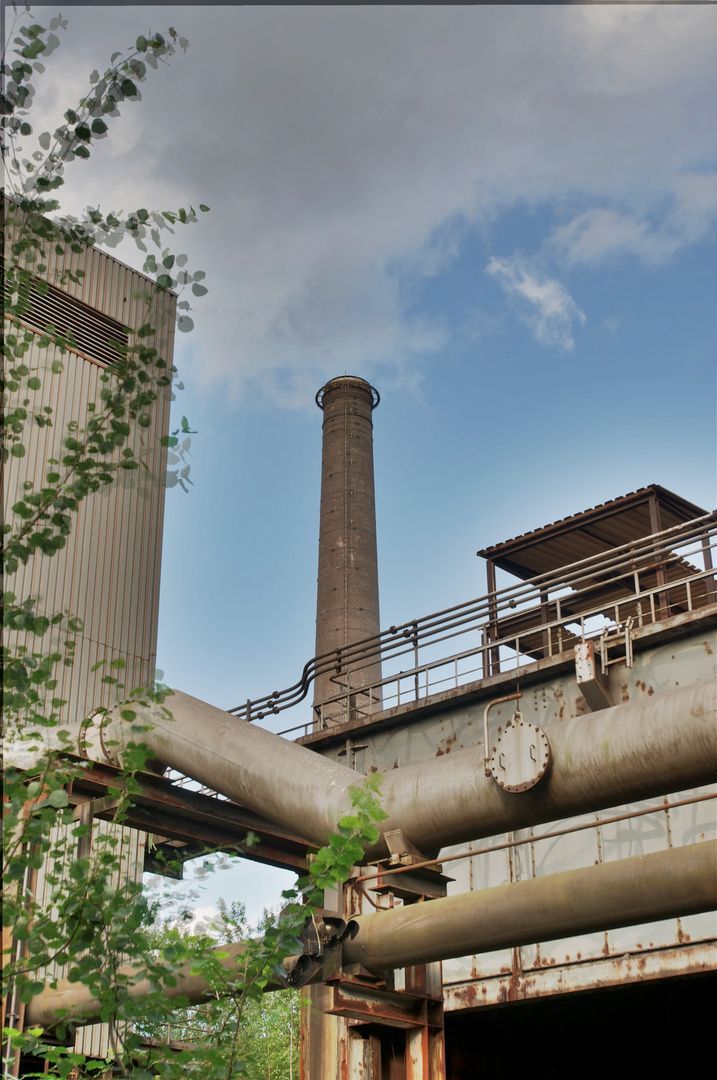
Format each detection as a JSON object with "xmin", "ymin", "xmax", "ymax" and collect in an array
[
  {"xmin": 435, "ymin": 749, "xmax": 444, "ymax": 757},
  {"xmin": 704, "ymin": 641, "xmax": 714, "ymax": 656},
  {"xmin": 648, "ymin": 686, "xmax": 654, "ymax": 696}
]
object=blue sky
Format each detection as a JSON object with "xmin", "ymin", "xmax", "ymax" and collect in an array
[{"xmin": 15, "ymin": 3, "xmax": 717, "ymax": 919}]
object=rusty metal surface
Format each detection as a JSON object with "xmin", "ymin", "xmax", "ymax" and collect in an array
[
  {"xmin": 477, "ymin": 484, "xmax": 708, "ymax": 578},
  {"xmin": 442, "ymin": 940, "xmax": 717, "ymax": 1010},
  {"xmin": 300, "ymin": 617, "xmax": 717, "ymax": 765},
  {"xmin": 67, "ymin": 758, "xmax": 313, "ymax": 873},
  {"xmin": 72, "ymin": 676, "xmax": 717, "ymax": 861},
  {"xmin": 368, "ymin": 679, "xmax": 717, "ymax": 858},
  {"xmin": 326, "ymin": 977, "xmax": 441, "ymax": 1030},
  {"xmin": 343, "ymin": 841, "xmax": 717, "ymax": 973}
]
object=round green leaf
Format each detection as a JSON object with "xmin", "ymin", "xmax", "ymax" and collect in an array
[{"xmin": 91, "ymin": 118, "xmax": 108, "ymax": 135}]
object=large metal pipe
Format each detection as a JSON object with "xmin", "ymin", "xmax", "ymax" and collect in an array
[
  {"xmin": 313, "ymin": 376, "xmax": 382, "ymax": 724},
  {"xmin": 24, "ymin": 840, "xmax": 717, "ymax": 1028},
  {"xmin": 80, "ymin": 691, "xmax": 361, "ymax": 848},
  {"xmin": 374, "ymin": 677, "xmax": 717, "ymax": 856},
  {"xmin": 344, "ymin": 839, "xmax": 717, "ymax": 973},
  {"xmin": 23, "ymin": 941, "xmax": 298, "ymax": 1030},
  {"xmin": 76, "ymin": 679, "xmax": 717, "ymax": 857}
]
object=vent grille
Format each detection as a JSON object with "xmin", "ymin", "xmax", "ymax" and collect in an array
[{"xmin": 5, "ymin": 276, "xmax": 129, "ymax": 369}]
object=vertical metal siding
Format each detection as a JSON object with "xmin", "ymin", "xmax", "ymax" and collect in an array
[
  {"xmin": 4, "ymin": 202, "xmax": 175, "ymax": 1056},
  {"xmin": 4, "ymin": 247, "xmax": 174, "ymax": 724}
]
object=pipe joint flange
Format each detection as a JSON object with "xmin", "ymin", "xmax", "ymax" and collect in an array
[{"xmin": 490, "ymin": 712, "xmax": 551, "ymax": 794}]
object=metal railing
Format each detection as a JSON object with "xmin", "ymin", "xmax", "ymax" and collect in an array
[{"xmin": 227, "ymin": 514, "xmax": 716, "ymax": 736}]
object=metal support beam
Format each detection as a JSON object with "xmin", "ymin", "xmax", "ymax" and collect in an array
[{"xmin": 575, "ymin": 641, "xmax": 613, "ymax": 711}]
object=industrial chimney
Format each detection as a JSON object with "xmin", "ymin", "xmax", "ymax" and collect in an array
[{"xmin": 313, "ymin": 376, "xmax": 382, "ymax": 727}]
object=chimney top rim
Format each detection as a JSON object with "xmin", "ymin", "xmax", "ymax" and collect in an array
[{"xmin": 316, "ymin": 376, "xmax": 380, "ymax": 410}]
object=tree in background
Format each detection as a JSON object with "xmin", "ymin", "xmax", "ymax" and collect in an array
[{"xmin": 143, "ymin": 903, "xmax": 300, "ymax": 1080}]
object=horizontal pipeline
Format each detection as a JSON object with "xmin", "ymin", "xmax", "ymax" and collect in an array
[
  {"xmin": 23, "ymin": 940, "xmax": 296, "ymax": 1030},
  {"xmin": 25, "ymin": 840, "xmax": 717, "ymax": 1028},
  {"xmin": 74, "ymin": 679, "xmax": 717, "ymax": 858},
  {"xmin": 344, "ymin": 840, "xmax": 717, "ymax": 973}
]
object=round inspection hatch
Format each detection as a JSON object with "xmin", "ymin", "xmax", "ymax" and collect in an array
[{"xmin": 490, "ymin": 713, "xmax": 550, "ymax": 793}]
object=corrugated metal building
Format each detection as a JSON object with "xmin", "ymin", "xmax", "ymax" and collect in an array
[{"xmin": 3, "ymin": 196, "xmax": 175, "ymax": 1061}]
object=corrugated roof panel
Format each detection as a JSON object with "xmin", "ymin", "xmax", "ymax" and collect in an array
[{"xmin": 478, "ymin": 486, "xmax": 710, "ymax": 580}]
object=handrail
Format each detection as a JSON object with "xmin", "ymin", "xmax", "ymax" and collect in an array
[{"xmin": 228, "ymin": 514, "xmax": 717, "ymax": 726}]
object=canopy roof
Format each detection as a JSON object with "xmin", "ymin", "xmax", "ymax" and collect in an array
[{"xmin": 477, "ymin": 485, "xmax": 708, "ymax": 580}]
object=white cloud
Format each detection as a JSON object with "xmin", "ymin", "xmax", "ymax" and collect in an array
[
  {"xmin": 550, "ymin": 174, "xmax": 717, "ymax": 267},
  {"xmin": 22, "ymin": 4, "xmax": 717, "ymax": 402},
  {"xmin": 486, "ymin": 257, "xmax": 586, "ymax": 352}
]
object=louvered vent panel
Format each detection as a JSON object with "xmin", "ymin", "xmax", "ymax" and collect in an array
[{"xmin": 7, "ymin": 277, "xmax": 129, "ymax": 368}]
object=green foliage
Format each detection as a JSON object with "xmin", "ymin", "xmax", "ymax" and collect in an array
[{"xmin": 2, "ymin": 9, "xmax": 389, "ymax": 1078}]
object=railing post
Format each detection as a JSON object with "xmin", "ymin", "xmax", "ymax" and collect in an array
[
  {"xmin": 413, "ymin": 621, "xmax": 419, "ymax": 701},
  {"xmin": 486, "ymin": 559, "xmax": 501, "ymax": 675},
  {"xmin": 539, "ymin": 587, "xmax": 551, "ymax": 656},
  {"xmin": 701, "ymin": 527, "xmax": 716, "ymax": 605},
  {"xmin": 649, "ymin": 493, "xmax": 670, "ymax": 619}
]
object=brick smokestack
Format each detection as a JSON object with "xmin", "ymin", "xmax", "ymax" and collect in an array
[{"xmin": 313, "ymin": 376, "xmax": 382, "ymax": 727}]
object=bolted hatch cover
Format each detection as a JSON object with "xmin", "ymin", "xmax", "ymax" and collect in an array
[{"xmin": 490, "ymin": 712, "xmax": 550, "ymax": 793}]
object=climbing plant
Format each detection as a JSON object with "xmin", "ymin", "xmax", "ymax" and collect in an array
[{"xmin": 2, "ymin": 9, "xmax": 387, "ymax": 1078}]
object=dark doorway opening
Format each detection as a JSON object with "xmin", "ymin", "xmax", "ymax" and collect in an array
[{"xmin": 445, "ymin": 973, "xmax": 715, "ymax": 1079}]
